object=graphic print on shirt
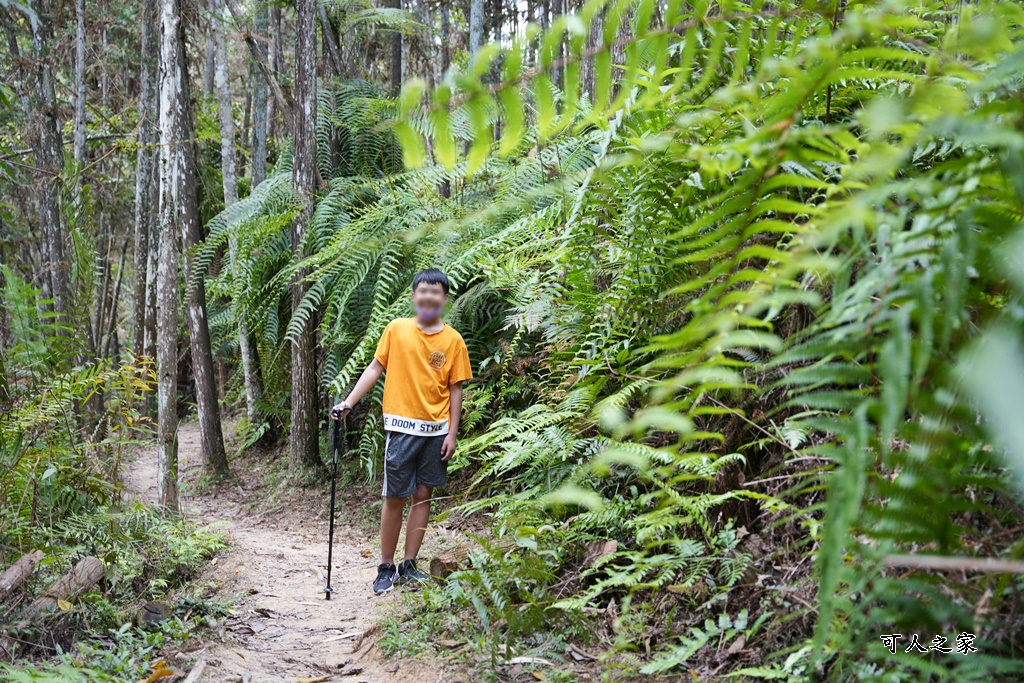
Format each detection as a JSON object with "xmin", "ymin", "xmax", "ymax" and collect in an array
[{"xmin": 373, "ymin": 318, "xmax": 473, "ymax": 436}]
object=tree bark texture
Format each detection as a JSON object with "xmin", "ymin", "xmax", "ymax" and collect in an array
[
  {"xmin": 133, "ymin": 0, "xmax": 158, "ymax": 360},
  {"xmin": 318, "ymin": 2, "xmax": 341, "ymax": 77},
  {"xmin": 223, "ymin": 0, "xmax": 292, "ymax": 135},
  {"xmin": 143, "ymin": 139, "xmax": 160, "ymax": 416},
  {"xmin": 268, "ymin": 2, "xmax": 282, "ymax": 143},
  {"xmin": 73, "ymin": 0, "xmax": 87, "ymax": 180},
  {"xmin": 289, "ymin": 0, "xmax": 321, "ymax": 473},
  {"xmin": 157, "ymin": 0, "xmax": 182, "ymax": 510},
  {"xmin": 214, "ymin": 0, "xmax": 266, "ymax": 431},
  {"xmin": 0, "ymin": 550, "xmax": 44, "ymax": 600},
  {"xmin": 19, "ymin": 556, "xmax": 104, "ymax": 621},
  {"xmin": 204, "ymin": 21, "xmax": 215, "ymax": 95},
  {"xmin": 251, "ymin": 0, "xmax": 269, "ymax": 186},
  {"xmin": 469, "ymin": 0, "xmax": 484, "ymax": 55},
  {"xmin": 389, "ymin": 0, "xmax": 402, "ymax": 94},
  {"xmin": 178, "ymin": 18, "xmax": 231, "ymax": 479},
  {"xmin": 26, "ymin": 0, "xmax": 70, "ymax": 331}
]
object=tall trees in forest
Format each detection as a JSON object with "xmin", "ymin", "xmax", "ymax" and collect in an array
[
  {"xmin": 25, "ymin": 0, "xmax": 69, "ymax": 333},
  {"xmin": 289, "ymin": 0, "xmax": 320, "ymax": 473}
]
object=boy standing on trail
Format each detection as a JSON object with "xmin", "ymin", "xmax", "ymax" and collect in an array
[{"xmin": 331, "ymin": 269, "xmax": 472, "ymax": 595}]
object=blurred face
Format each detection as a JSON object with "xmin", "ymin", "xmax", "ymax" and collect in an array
[{"xmin": 411, "ymin": 281, "xmax": 448, "ymax": 322}]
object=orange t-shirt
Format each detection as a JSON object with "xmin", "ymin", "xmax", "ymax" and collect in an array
[{"xmin": 374, "ymin": 318, "xmax": 472, "ymax": 435}]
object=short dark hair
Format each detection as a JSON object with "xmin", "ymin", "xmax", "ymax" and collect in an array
[{"xmin": 412, "ymin": 268, "xmax": 450, "ymax": 295}]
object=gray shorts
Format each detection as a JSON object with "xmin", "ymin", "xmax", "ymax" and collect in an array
[{"xmin": 382, "ymin": 431, "xmax": 447, "ymax": 498}]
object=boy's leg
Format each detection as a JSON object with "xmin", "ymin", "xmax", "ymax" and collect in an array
[
  {"xmin": 380, "ymin": 496, "xmax": 407, "ymax": 565},
  {"xmin": 379, "ymin": 432, "xmax": 418, "ymax": 565},
  {"xmin": 402, "ymin": 484, "xmax": 432, "ymax": 561}
]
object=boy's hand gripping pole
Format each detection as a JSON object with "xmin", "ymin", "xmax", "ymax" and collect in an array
[{"xmin": 325, "ymin": 408, "xmax": 343, "ymax": 600}]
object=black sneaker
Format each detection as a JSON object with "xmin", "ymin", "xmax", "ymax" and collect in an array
[
  {"xmin": 397, "ymin": 559, "xmax": 430, "ymax": 588},
  {"xmin": 373, "ymin": 563, "xmax": 398, "ymax": 595}
]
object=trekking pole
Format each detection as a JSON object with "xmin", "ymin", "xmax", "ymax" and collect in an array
[{"xmin": 325, "ymin": 408, "xmax": 343, "ymax": 600}]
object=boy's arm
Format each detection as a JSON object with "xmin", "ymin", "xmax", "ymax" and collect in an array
[
  {"xmin": 440, "ymin": 381, "xmax": 463, "ymax": 461},
  {"xmin": 331, "ymin": 359, "xmax": 385, "ymax": 418}
]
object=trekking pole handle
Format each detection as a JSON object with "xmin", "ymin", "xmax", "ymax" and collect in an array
[{"xmin": 330, "ymin": 404, "xmax": 349, "ymax": 449}]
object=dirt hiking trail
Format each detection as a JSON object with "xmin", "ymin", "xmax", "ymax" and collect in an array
[{"xmin": 128, "ymin": 422, "xmax": 452, "ymax": 683}]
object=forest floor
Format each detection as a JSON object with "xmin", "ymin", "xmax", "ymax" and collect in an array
[{"xmin": 126, "ymin": 421, "xmax": 455, "ymax": 683}]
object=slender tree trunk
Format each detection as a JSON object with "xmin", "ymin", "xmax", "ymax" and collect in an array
[
  {"xmin": 212, "ymin": 0, "xmax": 237, "ymax": 207},
  {"xmin": 26, "ymin": 0, "xmax": 70, "ymax": 333},
  {"xmin": 223, "ymin": 0, "xmax": 292, "ymax": 134},
  {"xmin": 441, "ymin": 1, "xmax": 450, "ymax": 74},
  {"xmin": 157, "ymin": 0, "xmax": 182, "ymax": 510},
  {"xmin": 102, "ymin": 238, "xmax": 128, "ymax": 358},
  {"xmin": 268, "ymin": 2, "xmax": 282, "ymax": 143},
  {"xmin": 582, "ymin": 7, "xmax": 602, "ymax": 102},
  {"xmin": 251, "ymin": 0, "xmax": 269, "ymax": 185},
  {"xmin": 290, "ymin": 0, "xmax": 320, "ymax": 473},
  {"xmin": 178, "ymin": 22, "xmax": 231, "ymax": 479},
  {"xmin": 438, "ymin": 0, "xmax": 451, "ymax": 198},
  {"xmin": 204, "ymin": 21, "xmax": 216, "ymax": 95},
  {"xmin": 100, "ymin": 21, "xmax": 109, "ymax": 106},
  {"xmin": 143, "ymin": 143, "xmax": 159, "ymax": 415},
  {"xmin": 551, "ymin": 0, "xmax": 563, "ymax": 89},
  {"xmin": 388, "ymin": 0, "xmax": 401, "ymax": 94},
  {"xmin": 469, "ymin": 0, "xmax": 484, "ymax": 55},
  {"xmin": 213, "ymin": 0, "xmax": 266, "ymax": 432},
  {"xmin": 74, "ymin": 0, "xmax": 87, "ymax": 184},
  {"xmin": 133, "ymin": 0, "xmax": 158, "ymax": 359},
  {"xmin": 0, "ymin": 246, "xmax": 9, "ymax": 416},
  {"xmin": 318, "ymin": 2, "xmax": 341, "ymax": 77}
]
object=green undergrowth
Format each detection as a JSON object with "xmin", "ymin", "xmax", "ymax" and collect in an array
[
  {"xmin": 0, "ymin": 596, "xmax": 231, "ymax": 683},
  {"xmin": 307, "ymin": 2, "xmax": 1024, "ymax": 680},
  {"xmin": 0, "ymin": 272, "xmax": 229, "ymax": 681}
]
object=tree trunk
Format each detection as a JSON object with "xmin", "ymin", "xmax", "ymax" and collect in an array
[
  {"xmin": 318, "ymin": 2, "xmax": 341, "ymax": 78},
  {"xmin": 26, "ymin": 0, "xmax": 70, "ymax": 333},
  {"xmin": 251, "ymin": 0, "xmax": 269, "ymax": 186},
  {"xmin": 214, "ymin": 0, "xmax": 266, "ymax": 433},
  {"xmin": 101, "ymin": 237, "xmax": 128, "ymax": 358},
  {"xmin": 268, "ymin": 1, "xmax": 282, "ymax": 143},
  {"xmin": 0, "ymin": 550, "xmax": 44, "ymax": 600},
  {"xmin": 0, "ymin": 244, "xmax": 9, "ymax": 416},
  {"xmin": 73, "ymin": 0, "xmax": 87, "ymax": 183},
  {"xmin": 212, "ymin": 0, "xmax": 238, "ymax": 207},
  {"xmin": 0, "ymin": 556, "xmax": 105, "ymax": 660},
  {"xmin": 223, "ymin": 0, "xmax": 292, "ymax": 135},
  {"xmin": 469, "ymin": 0, "xmax": 484, "ymax": 55},
  {"xmin": 133, "ymin": 0, "xmax": 158, "ymax": 359},
  {"xmin": 178, "ymin": 20, "xmax": 231, "ymax": 479},
  {"xmin": 290, "ymin": 0, "xmax": 321, "ymax": 474},
  {"xmin": 441, "ymin": 1, "xmax": 450, "ymax": 73},
  {"xmin": 204, "ymin": 21, "xmax": 215, "ymax": 95},
  {"xmin": 389, "ymin": 0, "xmax": 401, "ymax": 94},
  {"xmin": 157, "ymin": 0, "xmax": 182, "ymax": 510},
  {"xmin": 19, "ymin": 556, "xmax": 105, "ymax": 621},
  {"xmin": 582, "ymin": 6, "xmax": 602, "ymax": 102},
  {"xmin": 551, "ymin": 0, "xmax": 563, "ymax": 89},
  {"xmin": 144, "ymin": 141, "xmax": 160, "ymax": 416}
]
